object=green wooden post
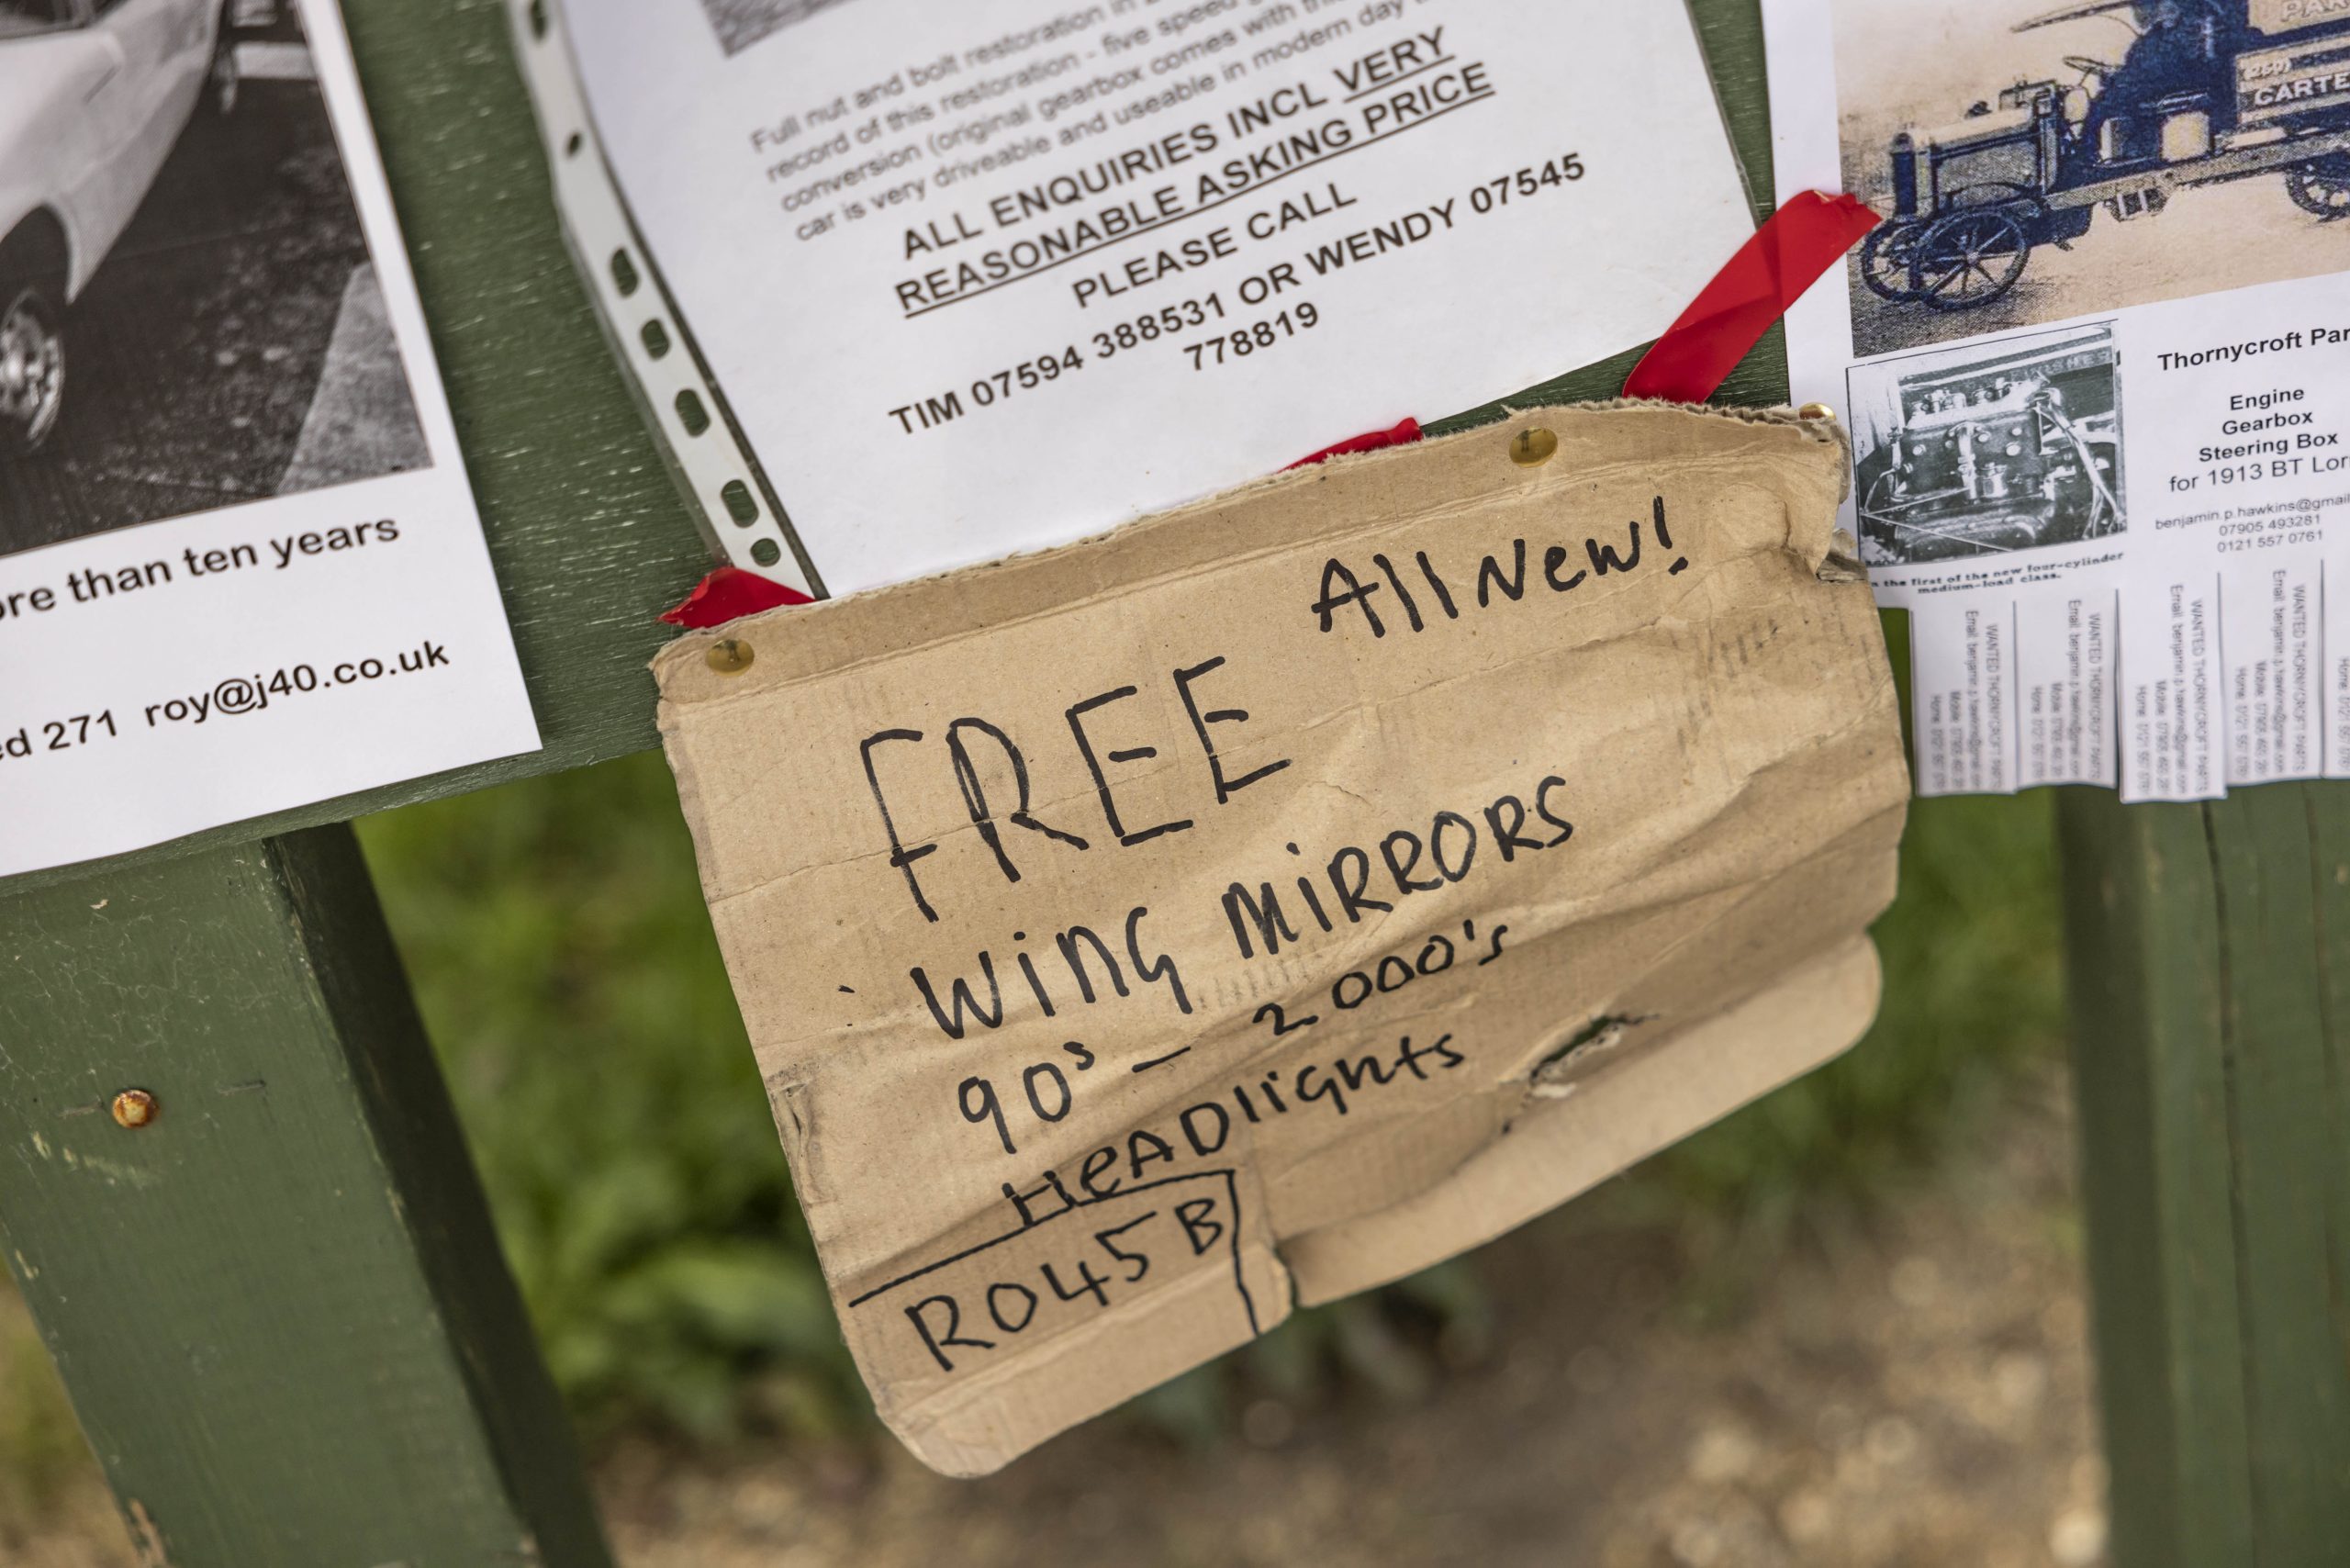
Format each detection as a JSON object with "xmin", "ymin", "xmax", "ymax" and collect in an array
[
  {"xmin": 0, "ymin": 828, "xmax": 613, "ymax": 1566},
  {"xmin": 2058, "ymin": 782, "xmax": 2350, "ymax": 1566}
]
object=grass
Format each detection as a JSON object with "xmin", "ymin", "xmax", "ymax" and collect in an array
[{"xmin": 1632, "ymin": 789, "xmax": 2067, "ymax": 1320}]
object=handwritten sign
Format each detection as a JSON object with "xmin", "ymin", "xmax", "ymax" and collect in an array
[{"xmin": 655, "ymin": 403, "xmax": 1908, "ymax": 1474}]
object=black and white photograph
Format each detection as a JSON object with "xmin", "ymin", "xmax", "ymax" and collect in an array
[
  {"xmin": 1848, "ymin": 321, "xmax": 2125, "ymax": 566},
  {"xmin": 1832, "ymin": 0, "xmax": 2350, "ymax": 356},
  {"xmin": 700, "ymin": 0, "xmax": 863, "ymax": 56},
  {"xmin": 0, "ymin": 0, "xmax": 428, "ymax": 556}
]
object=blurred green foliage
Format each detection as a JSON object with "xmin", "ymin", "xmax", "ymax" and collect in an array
[
  {"xmin": 358, "ymin": 755, "xmax": 856, "ymax": 1439},
  {"xmin": 0, "ymin": 1295, "xmax": 93, "ymax": 1525},
  {"xmin": 357, "ymin": 745, "xmax": 2063, "ymax": 1444}
]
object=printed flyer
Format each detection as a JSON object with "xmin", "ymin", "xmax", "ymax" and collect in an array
[
  {"xmin": 1765, "ymin": 0, "xmax": 2350, "ymax": 800},
  {"xmin": 0, "ymin": 0, "xmax": 539, "ymax": 878},
  {"xmin": 515, "ymin": 0, "xmax": 1758, "ymax": 597}
]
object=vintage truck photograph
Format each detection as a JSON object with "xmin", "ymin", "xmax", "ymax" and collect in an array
[{"xmin": 1834, "ymin": 0, "xmax": 2350, "ymax": 353}]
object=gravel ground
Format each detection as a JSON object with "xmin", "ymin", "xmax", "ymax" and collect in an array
[
  {"xmin": 0, "ymin": 1070, "xmax": 2100, "ymax": 1568},
  {"xmin": 596, "ymin": 1068, "xmax": 2102, "ymax": 1568}
]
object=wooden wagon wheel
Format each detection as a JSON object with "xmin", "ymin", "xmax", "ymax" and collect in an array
[
  {"xmin": 1908, "ymin": 207, "xmax": 2031, "ymax": 311},
  {"xmin": 2286, "ymin": 155, "xmax": 2350, "ymax": 218},
  {"xmin": 1858, "ymin": 219, "xmax": 1925, "ymax": 301}
]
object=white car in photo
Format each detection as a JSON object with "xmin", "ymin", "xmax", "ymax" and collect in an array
[{"xmin": 0, "ymin": 0, "xmax": 239, "ymax": 455}]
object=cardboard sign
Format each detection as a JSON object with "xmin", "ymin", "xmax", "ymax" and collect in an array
[{"xmin": 655, "ymin": 403, "xmax": 1909, "ymax": 1474}]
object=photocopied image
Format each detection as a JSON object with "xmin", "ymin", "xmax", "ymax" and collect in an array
[
  {"xmin": 1848, "ymin": 321, "xmax": 2124, "ymax": 566},
  {"xmin": 0, "ymin": 0, "xmax": 429, "ymax": 556},
  {"xmin": 699, "ymin": 0, "xmax": 863, "ymax": 55},
  {"xmin": 0, "ymin": 0, "xmax": 541, "ymax": 881},
  {"xmin": 1832, "ymin": 0, "xmax": 2350, "ymax": 356}
]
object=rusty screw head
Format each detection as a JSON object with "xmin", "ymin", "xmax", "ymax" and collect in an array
[
  {"xmin": 1508, "ymin": 427, "xmax": 1559, "ymax": 466},
  {"xmin": 110, "ymin": 1089, "xmax": 158, "ymax": 1129},
  {"xmin": 706, "ymin": 638, "xmax": 755, "ymax": 676}
]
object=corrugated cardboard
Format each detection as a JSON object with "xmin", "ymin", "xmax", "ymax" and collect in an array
[{"xmin": 654, "ymin": 402, "xmax": 1910, "ymax": 1475}]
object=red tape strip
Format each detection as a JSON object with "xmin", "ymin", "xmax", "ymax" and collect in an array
[
  {"xmin": 1621, "ymin": 191, "xmax": 1881, "ymax": 405},
  {"xmin": 1286, "ymin": 416, "xmax": 1425, "ymax": 469},
  {"xmin": 657, "ymin": 564, "xmax": 812, "ymax": 629}
]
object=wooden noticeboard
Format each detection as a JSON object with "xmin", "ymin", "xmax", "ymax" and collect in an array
[{"xmin": 0, "ymin": 1, "xmax": 2344, "ymax": 1563}]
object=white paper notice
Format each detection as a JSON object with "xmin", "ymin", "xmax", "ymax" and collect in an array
[
  {"xmin": 1763, "ymin": 0, "xmax": 2350, "ymax": 801},
  {"xmin": 0, "ymin": 0, "xmax": 538, "ymax": 879},
  {"xmin": 529, "ymin": 0, "xmax": 1755, "ymax": 597}
]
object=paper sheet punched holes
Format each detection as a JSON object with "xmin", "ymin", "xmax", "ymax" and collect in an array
[
  {"xmin": 1510, "ymin": 427, "xmax": 1559, "ymax": 466},
  {"xmin": 529, "ymin": 10, "xmax": 772, "ymax": 579}
]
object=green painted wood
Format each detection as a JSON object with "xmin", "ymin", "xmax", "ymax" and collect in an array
[
  {"xmin": 2059, "ymin": 782, "xmax": 2350, "ymax": 1566},
  {"xmin": 2058, "ymin": 790, "xmax": 2255, "ymax": 1568},
  {"xmin": 0, "ymin": 825, "xmax": 613, "ymax": 1567},
  {"xmin": 41, "ymin": 3, "xmax": 2350, "ymax": 1564},
  {"xmin": 2204, "ymin": 786, "xmax": 2350, "ymax": 1562}
]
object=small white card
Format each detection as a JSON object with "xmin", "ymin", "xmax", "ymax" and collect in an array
[
  {"xmin": 527, "ymin": 0, "xmax": 1756, "ymax": 597},
  {"xmin": 0, "ymin": 0, "xmax": 539, "ymax": 879}
]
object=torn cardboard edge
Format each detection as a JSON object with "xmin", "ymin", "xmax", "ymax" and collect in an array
[
  {"xmin": 651, "ymin": 399, "xmax": 1844, "ymax": 690},
  {"xmin": 1282, "ymin": 933, "xmax": 1883, "ymax": 1304},
  {"xmin": 654, "ymin": 400, "xmax": 1908, "ymax": 1476},
  {"xmin": 896, "ymin": 936, "xmax": 1886, "ymax": 1476}
]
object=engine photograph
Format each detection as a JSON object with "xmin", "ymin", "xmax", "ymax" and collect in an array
[{"xmin": 1847, "ymin": 321, "xmax": 2124, "ymax": 566}]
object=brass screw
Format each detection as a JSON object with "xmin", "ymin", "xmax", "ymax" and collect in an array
[
  {"xmin": 1798, "ymin": 401, "xmax": 1838, "ymax": 423},
  {"xmin": 110, "ymin": 1090, "xmax": 158, "ymax": 1129},
  {"xmin": 1509, "ymin": 427, "xmax": 1559, "ymax": 466},
  {"xmin": 705, "ymin": 638, "xmax": 755, "ymax": 676}
]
